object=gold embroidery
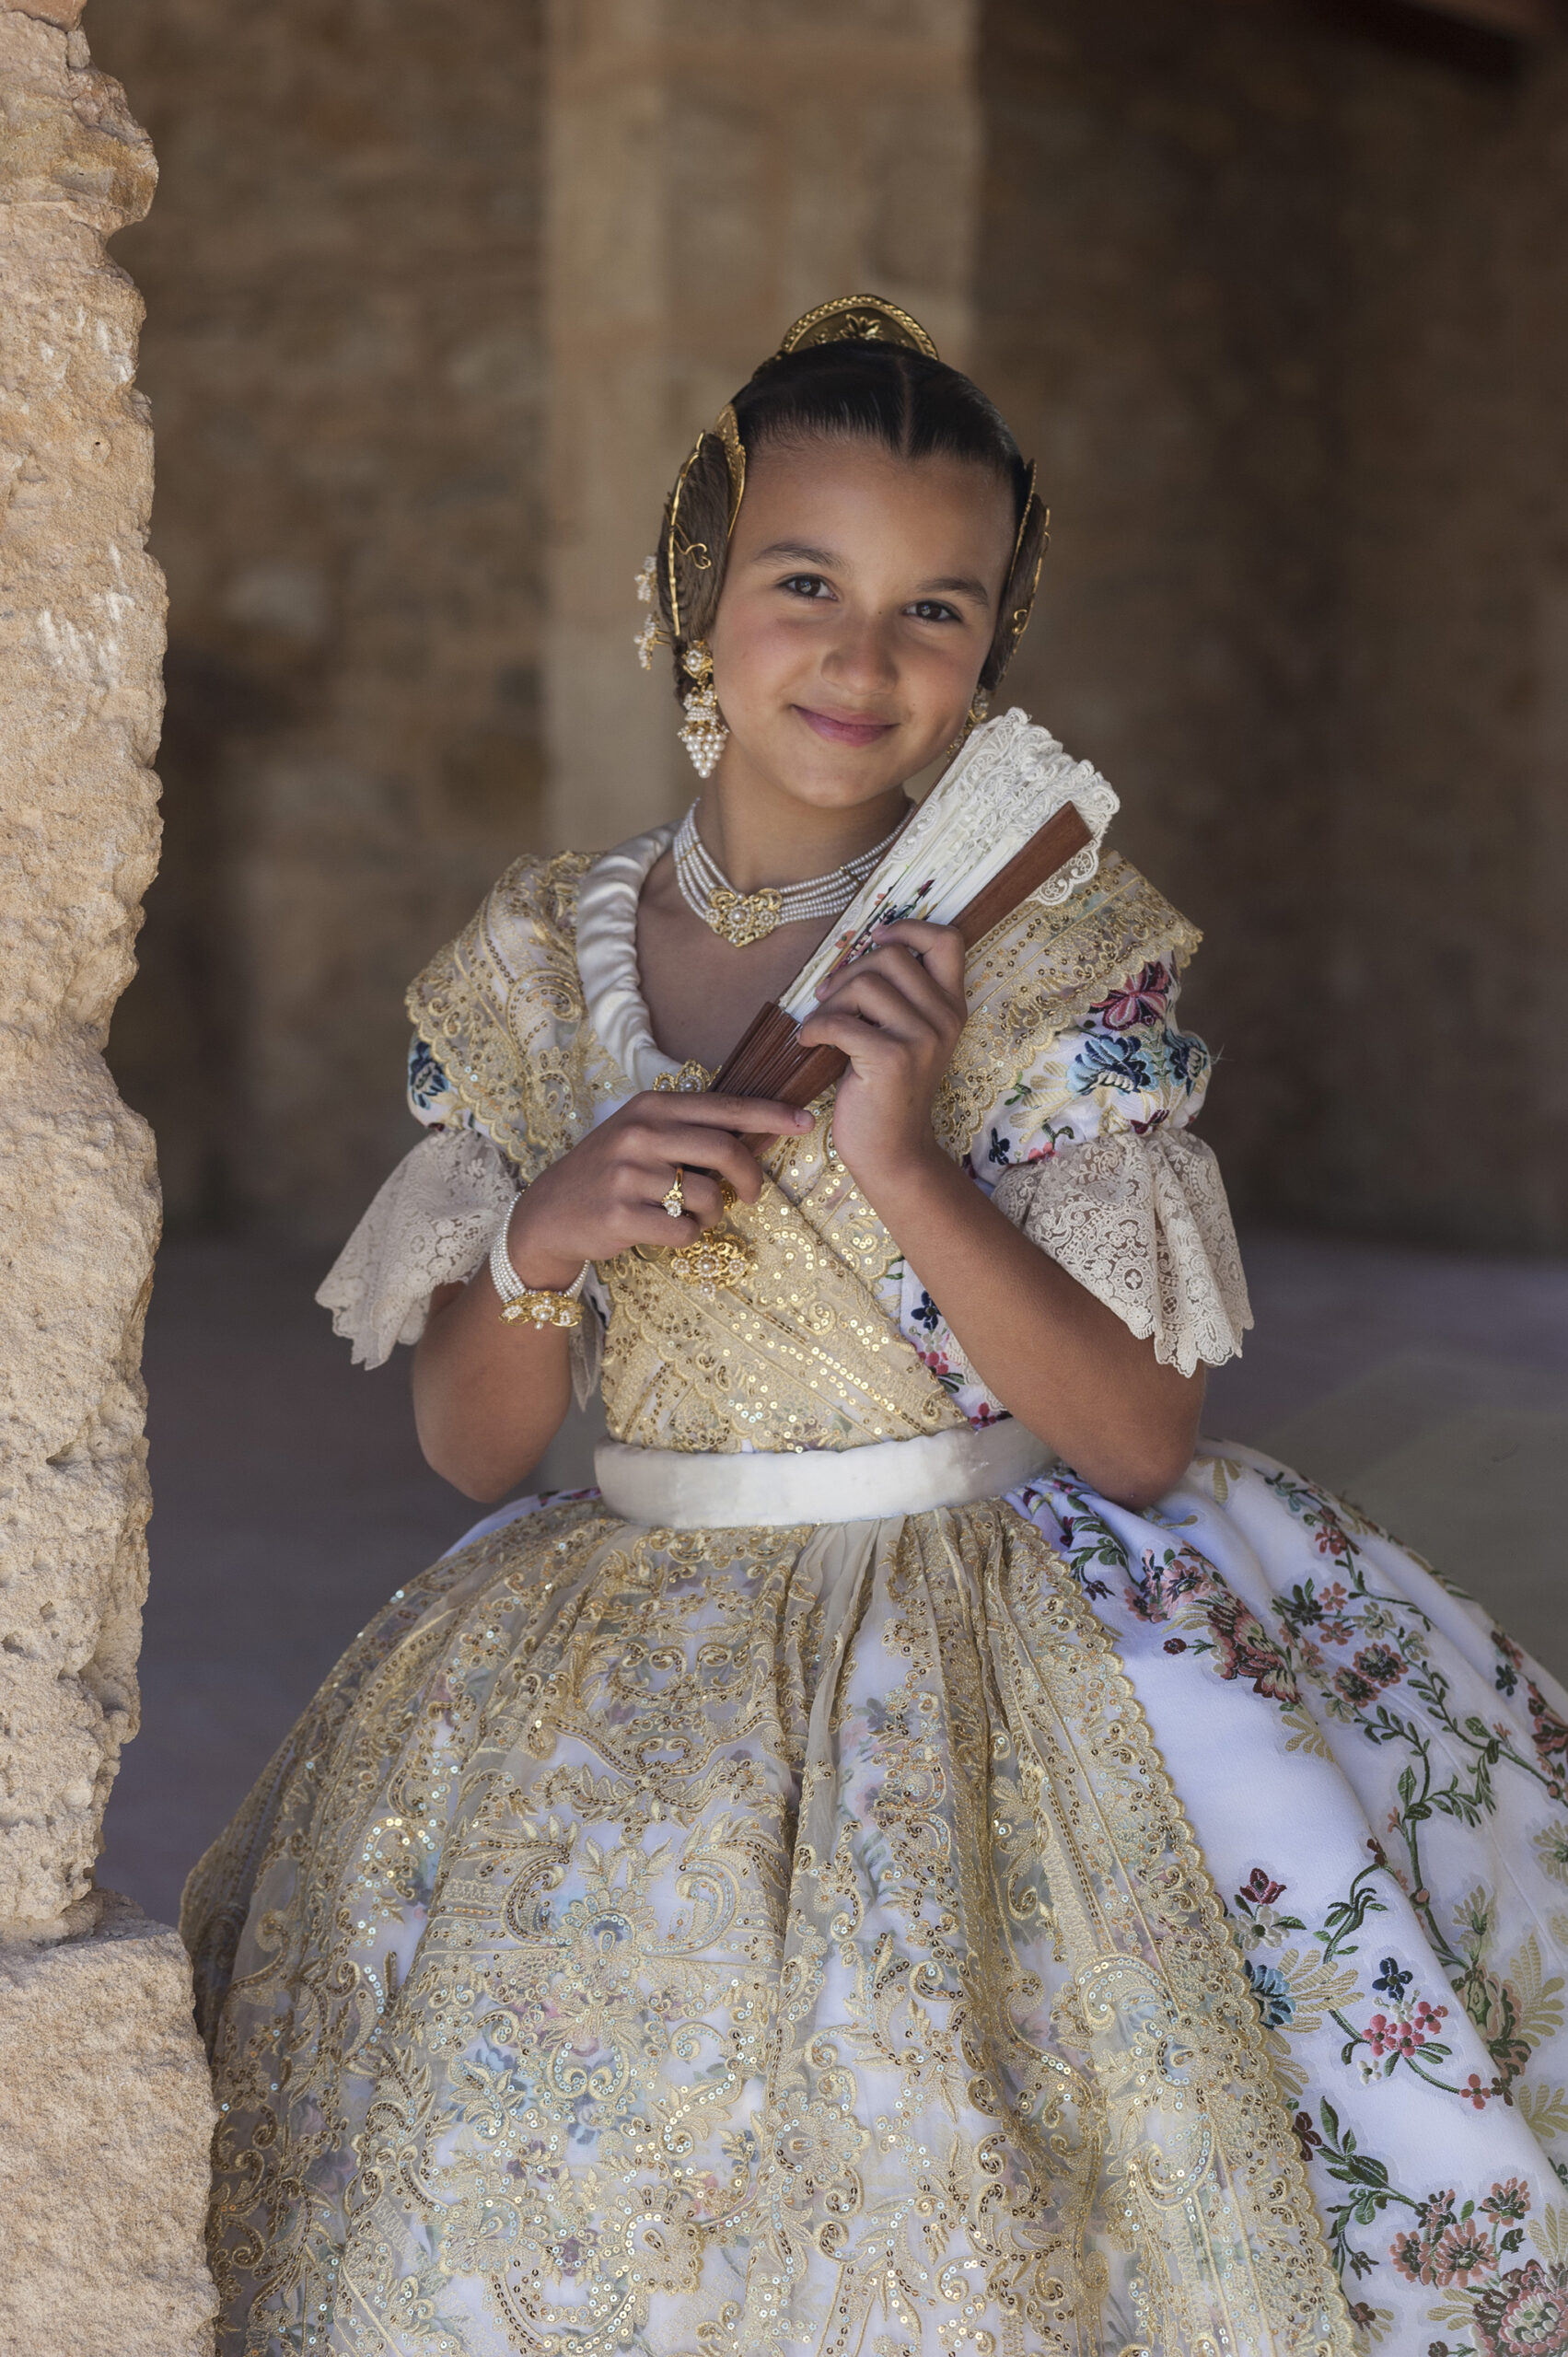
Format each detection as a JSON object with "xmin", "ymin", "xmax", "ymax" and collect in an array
[
  {"xmin": 188, "ymin": 1501, "xmax": 1350, "ymax": 2357},
  {"xmin": 406, "ymin": 850, "xmax": 617, "ymax": 1178},
  {"xmin": 599, "ymin": 1162, "xmax": 963, "ymax": 1453}
]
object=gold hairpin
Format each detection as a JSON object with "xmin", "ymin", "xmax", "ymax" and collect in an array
[{"xmin": 775, "ymin": 293, "xmax": 939, "ymax": 360}]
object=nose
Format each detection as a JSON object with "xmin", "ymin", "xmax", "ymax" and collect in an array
[{"xmin": 819, "ymin": 611, "xmax": 900, "ymax": 697}]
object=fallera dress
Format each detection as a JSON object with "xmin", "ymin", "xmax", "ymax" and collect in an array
[{"xmin": 183, "ymin": 821, "xmax": 1568, "ymax": 2357}]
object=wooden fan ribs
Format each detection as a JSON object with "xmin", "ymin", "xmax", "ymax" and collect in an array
[{"xmin": 714, "ymin": 800, "xmax": 1093, "ymax": 1109}]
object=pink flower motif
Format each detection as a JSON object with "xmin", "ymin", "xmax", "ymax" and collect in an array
[
  {"xmin": 1472, "ymin": 2257, "xmax": 1568, "ymax": 2357},
  {"xmin": 1089, "ymin": 960, "xmax": 1171, "ymax": 1030},
  {"xmin": 1434, "ymin": 2218, "xmax": 1494, "ymax": 2287},
  {"xmin": 1390, "ymin": 2229, "xmax": 1436, "ymax": 2284},
  {"xmin": 1463, "ymin": 2073, "xmax": 1492, "ymax": 2110}
]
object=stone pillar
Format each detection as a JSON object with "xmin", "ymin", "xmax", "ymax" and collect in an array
[
  {"xmin": 543, "ymin": 0, "xmax": 981, "ymax": 852},
  {"xmin": 0, "ymin": 4, "xmax": 215, "ymax": 2349}
]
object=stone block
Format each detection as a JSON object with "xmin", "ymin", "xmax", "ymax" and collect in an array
[
  {"xmin": 0, "ymin": 0, "xmax": 162, "ymax": 1926},
  {"xmin": 0, "ymin": 1894, "xmax": 217, "ymax": 2354}
]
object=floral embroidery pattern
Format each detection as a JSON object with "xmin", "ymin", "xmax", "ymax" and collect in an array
[{"xmin": 1016, "ymin": 1444, "xmax": 1568, "ymax": 2349}]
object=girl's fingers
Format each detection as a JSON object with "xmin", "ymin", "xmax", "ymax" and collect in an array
[
  {"xmin": 817, "ymin": 943, "xmax": 964, "ymax": 1028},
  {"xmin": 808, "ymin": 968, "xmax": 937, "ymax": 1041},
  {"xmin": 645, "ymin": 1092, "xmax": 809, "ymax": 1136},
  {"xmin": 847, "ymin": 920, "xmax": 966, "ymax": 991},
  {"xmin": 659, "ymin": 1169, "xmax": 725, "ymax": 1228},
  {"xmin": 625, "ymin": 1203, "xmax": 720, "ymax": 1250},
  {"xmin": 797, "ymin": 1008, "xmax": 899, "ymax": 1063},
  {"xmin": 631, "ymin": 1122, "xmax": 771, "ymax": 1197}
]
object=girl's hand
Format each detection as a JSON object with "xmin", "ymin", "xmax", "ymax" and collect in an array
[
  {"xmin": 505, "ymin": 1090, "xmax": 812, "ymax": 1284},
  {"xmin": 798, "ymin": 919, "xmax": 967, "ymax": 1183}
]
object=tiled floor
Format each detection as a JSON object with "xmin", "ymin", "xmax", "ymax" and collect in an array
[{"xmin": 99, "ymin": 1230, "xmax": 1568, "ymax": 1929}]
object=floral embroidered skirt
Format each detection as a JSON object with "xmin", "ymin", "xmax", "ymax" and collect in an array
[{"xmin": 183, "ymin": 1444, "xmax": 1568, "ymax": 2357}]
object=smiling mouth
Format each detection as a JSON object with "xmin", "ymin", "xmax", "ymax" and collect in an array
[{"xmin": 796, "ymin": 705, "xmax": 897, "ymax": 749}]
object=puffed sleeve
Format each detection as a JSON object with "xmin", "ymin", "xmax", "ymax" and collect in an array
[
  {"xmin": 315, "ymin": 1038, "xmax": 517, "ymax": 1368},
  {"xmin": 983, "ymin": 958, "xmax": 1251, "ymax": 1377}
]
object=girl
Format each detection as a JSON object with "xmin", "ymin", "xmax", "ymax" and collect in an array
[{"xmin": 186, "ymin": 296, "xmax": 1568, "ymax": 2357}]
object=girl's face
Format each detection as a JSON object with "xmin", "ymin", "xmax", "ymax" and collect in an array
[{"xmin": 705, "ymin": 435, "xmax": 1016, "ymax": 813}]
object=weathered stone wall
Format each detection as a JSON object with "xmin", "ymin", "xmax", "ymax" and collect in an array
[{"xmin": 0, "ymin": 0, "xmax": 215, "ymax": 2344}]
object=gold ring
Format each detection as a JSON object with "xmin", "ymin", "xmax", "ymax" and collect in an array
[{"xmin": 661, "ymin": 1170, "xmax": 685, "ymax": 1220}]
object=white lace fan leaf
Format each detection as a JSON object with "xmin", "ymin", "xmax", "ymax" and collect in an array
[{"xmin": 780, "ymin": 708, "xmax": 1119, "ymax": 1020}]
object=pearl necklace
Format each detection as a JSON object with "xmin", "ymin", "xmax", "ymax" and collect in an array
[{"xmin": 673, "ymin": 803, "xmax": 907, "ymax": 947}]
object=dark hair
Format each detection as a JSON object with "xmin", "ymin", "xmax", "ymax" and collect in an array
[{"xmin": 656, "ymin": 342, "xmax": 1047, "ymax": 701}]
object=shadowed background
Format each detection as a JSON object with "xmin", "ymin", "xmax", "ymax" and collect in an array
[{"xmin": 84, "ymin": 0, "xmax": 1568, "ymax": 1919}]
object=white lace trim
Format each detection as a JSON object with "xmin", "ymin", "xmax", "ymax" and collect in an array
[
  {"xmin": 991, "ymin": 1129, "xmax": 1252, "ymax": 1377},
  {"xmin": 316, "ymin": 1126, "xmax": 606, "ymax": 1402},
  {"xmin": 316, "ymin": 1127, "xmax": 517, "ymax": 1367}
]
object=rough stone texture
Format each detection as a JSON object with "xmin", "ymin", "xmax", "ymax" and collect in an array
[
  {"xmin": 544, "ymin": 0, "xmax": 981, "ymax": 853},
  {"xmin": 1, "ymin": 6, "xmax": 217, "ymax": 2347},
  {"xmin": 0, "ymin": 1892, "xmax": 216, "ymax": 2353},
  {"xmin": 0, "ymin": 0, "xmax": 163, "ymax": 1929},
  {"xmin": 90, "ymin": 0, "xmax": 551, "ymax": 1239},
  {"xmin": 980, "ymin": 0, "xmax": 1568, "ymax": 1248}
]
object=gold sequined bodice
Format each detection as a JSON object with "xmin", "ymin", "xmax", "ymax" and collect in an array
[{"xmin": 598, "ymin": 1104, "xmax": 963, "ymax": 1454}]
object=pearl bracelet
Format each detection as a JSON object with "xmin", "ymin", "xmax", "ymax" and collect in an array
[{"xmin": 489, "ymin": 1198, "xmax": 589, "ymax": 1329}]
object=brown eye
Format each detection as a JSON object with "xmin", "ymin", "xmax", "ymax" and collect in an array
[
  {"xmin": 781, "ymin": 574, "xmax": 833, "ymax": 599},
  {"xmin": 908, "ymin": 598, "xmax": 960, "ymax": 624}
]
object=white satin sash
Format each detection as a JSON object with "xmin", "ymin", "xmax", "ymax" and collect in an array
[{"xmin": 595, "ymin": 1417, "xmax": 1055, "ymax": 1530}]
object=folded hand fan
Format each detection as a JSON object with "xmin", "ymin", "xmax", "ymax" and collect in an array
[{"xmin": 714, "ymin": 708, "xmax": 1120, "ymax": 1109}]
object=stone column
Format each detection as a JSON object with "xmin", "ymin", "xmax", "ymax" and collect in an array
[
  {"xmin": 543, "ymin": 0, "xmax": 981, "ymax": 852},
  {"xmin": 0, "ymin": 4, "xmax": 215, "ymax": 2349}
]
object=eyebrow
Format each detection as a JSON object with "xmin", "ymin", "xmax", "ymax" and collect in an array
[{"xmin": 750, "ymin": 541, "xmax": 993, "ymax": 605}]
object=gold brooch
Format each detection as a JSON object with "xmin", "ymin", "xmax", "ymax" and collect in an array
[
  {"xmin": 663, "ymin": 1230, "xmax": 752, "ymax": 1298},
  {"xmin": 707, "ymin": 888, "xmax": 784, "ymax": 947}
]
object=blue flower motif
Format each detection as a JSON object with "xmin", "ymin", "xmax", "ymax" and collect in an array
[
  {"xmin": 910, "ymin": 1289, "xmax": 941, "ymax": 1336},
  {"xmin": 1244, "ymin": 1959, "xmax": 1295, "ymax": 2029},
  {"xmin": 1372, "ymin": 1956, "xmax": 1413, "ymax": 2003},
  {"xmin": 1164, "ymin": 1028, "xmax": 1207, "ymax": 1088},
  {"xmin": 1069, "ymin": 1034, "xmax": 1152, "ymax": 1096},
  {"xmin": 408, "ymin": 1035, "xmax": 449, "ymax": 1111},
  {"xmin": 985, "ymin": 1127, "xmax": 1014, "ymax": 1168}
]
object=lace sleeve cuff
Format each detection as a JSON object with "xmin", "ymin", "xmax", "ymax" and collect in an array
[
  {"xmin": 316, "ymin": 1127, "xmax": 517, "ymax": 1368},
  {"xmin": 991, "ymin": 1129, "xmax": 1252, "ymax": 1377}
]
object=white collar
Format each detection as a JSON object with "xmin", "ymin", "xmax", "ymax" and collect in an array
[{"xmin": 574, "ymin": 824, "xmax": 680, "ymax": 1091}]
